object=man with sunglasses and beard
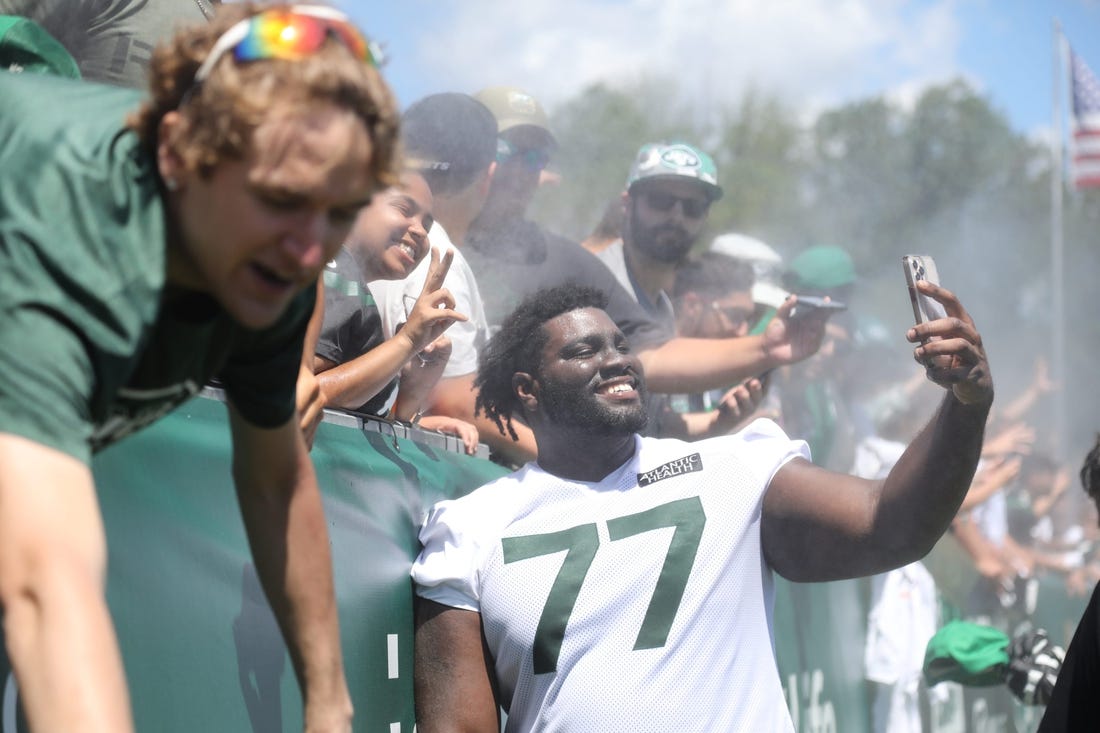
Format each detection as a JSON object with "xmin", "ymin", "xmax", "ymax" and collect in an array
[
  {"xmin": 464, "ymin": 93, "xmax": 824, "ymax": 444},
  {"xmin": 0, "ymin": 5, "xmax": 396, "ymax": 731},
  {"xmin": 464, "ymin": 86, "xmax": 674, "ymax": 355},
  {"xmin": 596, "ymin": 141, "xmax": 719, "ymax": 330},
  {"xmin": 413, "ymin": 281, "xmax": 995, "ymax": 733},
  {"xmin": 595, "ymin": 143, "xmax": 769, "ymax": 437}
]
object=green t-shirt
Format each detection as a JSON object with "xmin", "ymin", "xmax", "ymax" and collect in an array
[{"xmin": 0, "ymin": 72, "xmax": 312, "ymax": 463}]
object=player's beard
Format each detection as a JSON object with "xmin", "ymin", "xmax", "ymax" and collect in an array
[
  {"xmin": 538, "ymin": 376, "xmax": 648, "ymax": 436},
  {"xmin": 628, "ymin": 206, "xmax": 697, "ymax": 264}
]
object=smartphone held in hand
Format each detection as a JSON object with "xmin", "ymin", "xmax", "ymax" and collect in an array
[
  {"xmin": 902, "ymin": 254, "xmax": 947, "ymax": 325},
  {"xmin": 789, "ymin": 295, "xmax": 847, "ymax": 320}
]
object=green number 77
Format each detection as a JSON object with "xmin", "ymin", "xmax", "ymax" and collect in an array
[{"xmin": 501, "ymin": 496, "xmax": 706, "ymax": 674}]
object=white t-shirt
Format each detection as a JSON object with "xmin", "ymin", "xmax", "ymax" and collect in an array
[
  {"xmin": 594, "ymin": 239, "xmax": 676, "ymax": 327},
  {"xmin": 412, "ymin": 419, "xmax": 809, "ymax": 732},
  {"xmin": 368, "ymin": 222, "xmax": 490, "ymax": 379}
]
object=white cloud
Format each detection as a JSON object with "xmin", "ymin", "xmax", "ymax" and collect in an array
[{"xmin": 410, "ymin": 0, "xmax": 963, "ymax": 118}]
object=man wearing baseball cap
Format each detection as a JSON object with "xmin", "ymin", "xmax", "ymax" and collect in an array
[
  {"xmin": 463, "ymin": 88, "xmax": 830, "ymax": 443},
  {"xmin": 595, "ymin": 141, "xmax": 722, "ymax": 331},
  {"xmin": 708, "ymin": 232, "xmax": 790, "ymax": 334},
  {"xmin": 473, "ymin": 86, "xmax": 558, "ymax": 227},
  {"xmin": 463, "ymin": 87, "xmax": 677, "ymax": 362},
  {"xmin": 594, "ymin": 141, "xmax": 768, "ymax": 437}
]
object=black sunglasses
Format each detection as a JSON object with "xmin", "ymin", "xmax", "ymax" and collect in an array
[{"xmin": 640, "ymin": 190, "xmax": 710, "ymax": 218}]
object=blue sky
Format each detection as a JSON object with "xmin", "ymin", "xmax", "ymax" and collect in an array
[{"xmin": 341, "ymin": 0, "xmax": 1100, "ymax": 139}]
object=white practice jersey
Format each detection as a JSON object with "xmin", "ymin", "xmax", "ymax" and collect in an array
[{"xmin": 412, "ymin": 419, "xmax": 809, "ymax": 732}]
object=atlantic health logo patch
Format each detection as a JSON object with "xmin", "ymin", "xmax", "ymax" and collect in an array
[{"xmin": 637, "ymin": 453, "xmax": 703, "ymax": 486}]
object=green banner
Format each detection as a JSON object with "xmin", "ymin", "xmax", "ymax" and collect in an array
[
  {"xmin": 0, "ymin": 397, "xmax": 1090, "ymax": 732},
  {"xmin": 775, "ymin": 577, "xmax": 871, "ymax": 732},
  {"xmin": 0, "ymin": 395, "xmax": 506, "ymax": 733}
]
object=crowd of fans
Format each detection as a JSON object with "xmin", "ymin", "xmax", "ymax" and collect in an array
[
  {"xmin": 295, "ymin": 76, "xmax": 1094, "ymax": 731},
  {"xmin": 1, "ymin": 3, "xmax": 1094, "ymax": 731},
  {"xmin": 297, "ymin": 80, "xmax": 1097, "ymax": 641}
]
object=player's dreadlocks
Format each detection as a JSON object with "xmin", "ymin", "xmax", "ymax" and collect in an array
[
  {"xmin": 1080, "ymin": 434, "xmax": 1100, "ymax": 517},
  {"xmin": 475, "ymin": 284, "xmax": 609, "ymax": 440}
]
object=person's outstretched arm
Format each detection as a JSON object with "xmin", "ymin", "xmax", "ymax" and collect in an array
[
  {"xmin": 638, "ymin": 295, "xmax": 830, "ymax": 394},
  {"xmin": 228, "ymin": 406, "xmax": 353, "ymax": 732},
  {"xmin": 0, "ymin": 434, "xmax": 134, "ymax": 732},
  {"xmin": 656, "ymin": 378, "xmax": 766, "ymax": 440},
  {"xmin": 762, "ymin": 280, "xmax": 994, "ymax": 582},
  {"xmin": 414, "ymin": 599, "xmax": 500, "ymax": 733}
]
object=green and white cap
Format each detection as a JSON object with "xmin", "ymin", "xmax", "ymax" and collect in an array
[{"xmin": 625, "ymin": 141, "xmax": 722, "ymax": 200}]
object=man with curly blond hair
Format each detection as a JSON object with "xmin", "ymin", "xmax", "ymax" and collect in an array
[{"xmin": 0, "ymin": 5, "xmax": 397, "ymax": 731}]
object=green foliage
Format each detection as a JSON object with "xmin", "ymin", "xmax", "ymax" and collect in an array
[{"xmin": 710, "ymin": 88, "xmax": 805, "ymax": 243}]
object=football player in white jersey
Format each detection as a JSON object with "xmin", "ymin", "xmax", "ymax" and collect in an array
[{"xmin": 412, "ymin": 282, "xmax": 993, "ymax": 732}]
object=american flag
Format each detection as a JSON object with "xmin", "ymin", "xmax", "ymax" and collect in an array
[{"xmin": 1070, "ymin": 48, "xmax": 1100, "ymax": 189}]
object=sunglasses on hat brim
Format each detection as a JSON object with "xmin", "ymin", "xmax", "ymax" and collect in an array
[{"xmin": 495, "ymin": 138, "xmax": 552, "ymax": 172}]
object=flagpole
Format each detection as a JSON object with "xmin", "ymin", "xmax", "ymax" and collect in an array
[{"xmin": 1051, "ymin": 19, "xmax": 1067, "ymax": 463}]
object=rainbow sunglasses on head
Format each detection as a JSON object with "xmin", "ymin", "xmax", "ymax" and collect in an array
[{"xmin": 190, "ymin": 4, "xmax": 382, "ymax": 88}]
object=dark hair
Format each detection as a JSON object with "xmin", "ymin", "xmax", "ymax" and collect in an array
[
  {"xmin": 672, "ymin": 251, "xmax": 755, "ymax": 300},
  {"xmin": 1081, "ymin": 434, "xmax": 1100, "ymax": 512},
  {"xmin": 402, "ymin": 93, "xmax": 497, "ymax": 196},
  {"xmin": 475, "ymin": 284, "xmax": 609, "ymax": 439}
]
